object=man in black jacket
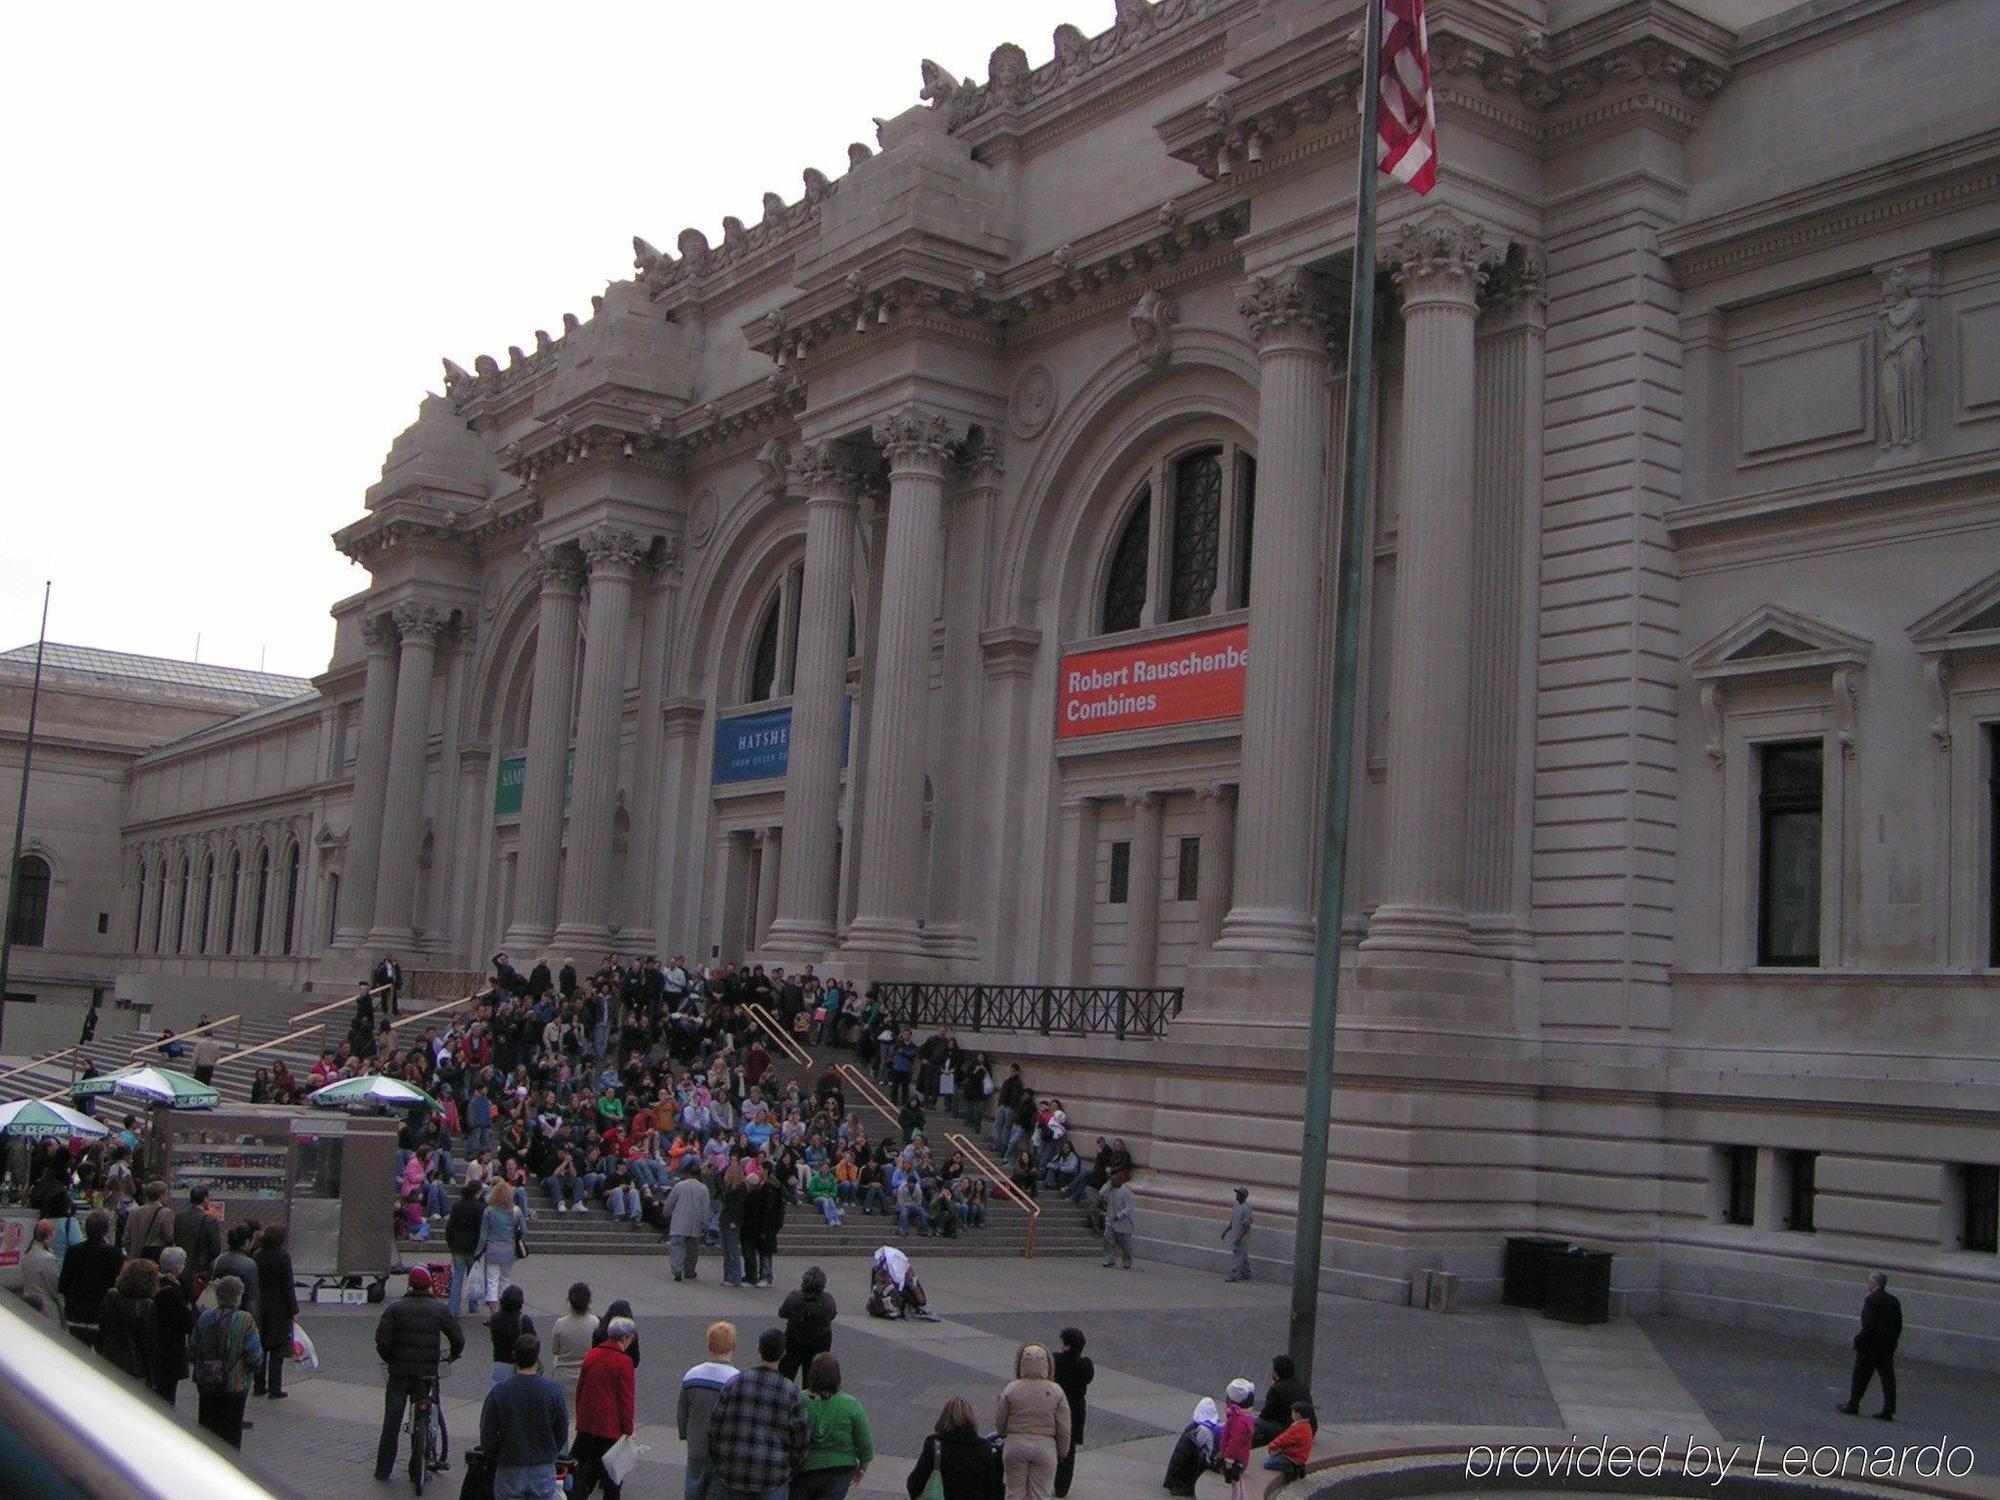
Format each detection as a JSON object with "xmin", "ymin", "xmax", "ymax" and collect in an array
[
  {"xmin": 444, "ymin": 1183, "xmax": 486, "ymax": 1318},
  {"xmin": 373, "ymin": 1266, "xmax": 467, "ymax": 1481},
  {"xmin": 172, "ymin": 1186, "xmax": 223, "ymax": 1286},
  {"xmin": 1839, "ymin": 1271, "xmax": 1903, "ymax": 1420},
  {"xmin": 1252, "ymin": 1353, "xmax": 1313, "ymax": 1447},
  {"xmin": 55, "ymin": 1210, "xmax": 123, "ymax": 1346}
]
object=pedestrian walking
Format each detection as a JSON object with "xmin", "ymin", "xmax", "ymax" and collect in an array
[
  {"xmin": 1051, "ymin": 1328, "xmax": 1092, "ymax": 1499},
  {"xmin": 777, "ymin": 1267, "xmax": 837, "ymax": 1382},
  {"xmin": 445, "ymin": 1181, "xmax": 486, "ymax": 1318},
  {"xmin": 797, "ymin": 1353, "xmax": 873, "ymax": 1500},
  {"xmin": 372, "ymin": 1265, "xmax": 467, "ymax": 1482},
  {"xmin": 552, "ymin": 1282, "xmax": 598, "ymax": 1411},
  {"xmin": 191, "ymin": 1275, "xmax": 262, "ymax": 1450},
  {"xmin": 679, "ymin": 1320, "xmax": 743, "ymax": 1500},
  {"xmin": 668, "ymin": 1161, "xmax": 712, "ymax": 1283},
  {"xmin": 1838, "ymin": 1270, "xmax": 1903, "ymax": 1421},
  {"xmin": 480, "ymin": 1334, "xmax": 569, "ymax": 1500},
  {"xmin": 474, "ymin": 1182, "xmax": 526, "ymax": 1312},
  {"xmin": 708, "ymin": 1326, "xmax": 811, "ymax": 1500},
  {"xmin": 743, "ymin": 1168, "xmax": 785, "ymax": 1289},
  {"xmin": 487, "ymin": 1285, "xmax": 537, "ymax": 1388},
  {"xmin": 1099, "ymin": 1175, "xmax": 1134, "ymax": 1270},
  {"xmin": 571, "ymin": 1316, "xmax": 639, "ymax": 1499},
  {"xmin": 1222, "ymin": 1188, "xmax": 1253, "ymax": 1282},
  {"xmin": 907, "ymin": 1397, "xmax": 1003, "ymax": 1500}
]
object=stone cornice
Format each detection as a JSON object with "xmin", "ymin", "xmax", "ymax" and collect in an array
[
  {"xmin": 1660, "ymin": 128, "xmax": 2000, "ymax": 289},
  {"xmin": 334, "ymin": 507, "xmax": 475, "ymax": 568},
  {"xmin": 745, "ymin": 198, "xmax": 1249, "ymax": 371},
  {"xmin": 1159, "ymin": 1, "xmax": 1733, "ymax": 177}
]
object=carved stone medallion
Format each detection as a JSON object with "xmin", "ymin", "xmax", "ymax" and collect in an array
[{"xmin": 1009, "ymin": 363, "xmax": 1056, "ymax": 440}]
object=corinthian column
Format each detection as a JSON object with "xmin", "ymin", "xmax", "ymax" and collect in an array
[
  {"xmin": 555, "ymin": 526, "xmax": 645, "ymax": 956},
  {"xmin": 766, "ymin": 443, "xmax": 862, "ymax": 959},
  {"xmin": 1214, "ymin": 268, "xmax": 1335, "ymax": 958},
  {"xmin": 368, "ymin": 601, "xmax": 445, "ymax": 949},
  {"xmin": 504, "ymin": 542, "xmax": 584, "ymax": 954},
  {"xmin": 844, "ymin": 408, "xmax": 954, "ymax": 956},
  {"xmin": 1364, "ymin": 209, "xmax": 1488, "ymax": 954},
  {"xmin": 336, "ymin": 614, "xmax": 399, "ymax": 946},
  {"xmin": 1125, "ymin": 791, "xmax": 1165, "ymax": 987}
]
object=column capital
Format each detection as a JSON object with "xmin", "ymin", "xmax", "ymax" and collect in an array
[
  {"xmin": 360, "ymin": 613, "xmax": 399, "ymax": 654},
  {"xmin": 662, "ymin": 696, "xmax": 707, "ymax": 739},
  {"xmin": 1237, "ymin": 267, "xmax": 1336, "ymax": 352},
  {"xmin": 1196, "ymin": 780, "xmax": 1238, "ymax": 804},
  {"xmin": 581, "ymin": 525, "xmax": 648, "ymax": 577},
  {"xmin": 955, "ymin": 434, "xmax": 1005, "ymax": 493},
  {"xmin": 1059, "ymin": 794, "xmax": 1098, "ymax": 815},
  {"xmin": 526, "ymin": 539, "xmax": 586, "ymax": 596},
  {"xmin": 1392, "ymin": 208, "xmax": 1492, "ymax": 306},
  {"xmin": 800, "ymin": 440, "xmax": 867, "ymax": 505},
  {"xmin": 1478, "ymin": 244, "xmax": 1546, "ymax": 322},
  {"xmin": 1124, "ymin": 789, "xmax": 1162, "ymax": 812},
  {"xmin": 873, "ymin": 407, "xmax": 959, "ymax": 474},
  {"xmin": 389, "ymin": 601, "xmax": 446, "ymax": 644}
]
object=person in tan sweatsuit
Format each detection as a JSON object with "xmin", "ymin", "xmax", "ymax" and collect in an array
[{"xmin": 995, "ymin": 1342, "xmax": 1072, "ymax": 1500}]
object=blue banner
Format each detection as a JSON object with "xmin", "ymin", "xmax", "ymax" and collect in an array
[{"xmin": 712, "ymin": 699, "xmax": 849, "ymax": 786}]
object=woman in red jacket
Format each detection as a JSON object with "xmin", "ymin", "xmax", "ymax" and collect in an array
[{"xmin": 571, "ymin": 1315, "xmax": 637, "ymax": 1499}]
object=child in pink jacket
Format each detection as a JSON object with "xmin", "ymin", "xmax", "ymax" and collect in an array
[{"xmin": 1220, "ymin": 1377, "xmax": 1257, "ymax": 1500}]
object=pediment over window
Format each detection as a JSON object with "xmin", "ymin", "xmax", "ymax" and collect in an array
[
  {"xmin": 1909, "ymin": 567, "xmax": 2000, "ymax": 662},
  {"xmin": 1689, "ymin": 605, "xmax": 1870, "ymax": 683}
]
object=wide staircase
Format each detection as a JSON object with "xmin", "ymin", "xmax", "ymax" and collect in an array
[{"xmin": 400, "ymin": 1015, "xmax": 1103, "ymax": 1261}]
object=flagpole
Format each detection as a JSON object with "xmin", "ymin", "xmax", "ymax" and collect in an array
[
  {"xmin": 1288, "ymin": 0, "xmax": 1385, "ymax": 1376},
  {"xmin": 0, "ymin": 581, "xmax": 53, "ymax": 1055}
]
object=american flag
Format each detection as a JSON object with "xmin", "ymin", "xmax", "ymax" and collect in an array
[{"xmin": 1376, "ymin": 0, "xmax": 1438, "ymax": 194}]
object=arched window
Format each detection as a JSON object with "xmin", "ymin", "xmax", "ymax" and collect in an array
[
  {"xmin": 323, "ymin": 871, "xmax": 341, "ymax": 948},
  {"xmin": 1102, "ymin": 494, "xmax": 1151, "ymax": 634},
  {"xmin": 282, "ymin": 844, "xmax": 302, "ymax": 955},
  {"xmin": 132, "ymin": 857, "xmax": 146, "ymax": 951},
  {"xmin": 7, "ymin": 854, "xmax": 51, "ymax": 948},
  {"xmin": 1168, "ymin": 448, "xmax": 1224, "ymax": 620},
  {"xmin": 747, "ymin": 593, "xmax": 783, "ymax": 703},
  {"xmin": 174, "ymin": 856, "xmax": 192, "ymax": 954},
  {"xmin": 150, "ymin": 860, "xmax": 167, "ymax": 952},
  {"xmin": 252, "ymin": 847, "xmax": 271, "ymax": 956},
  {"xmin": 223, "ymin": 850, "xmax": 242, "ymax": 956},
  {"xmin": 1095, "ymin": 435, "xmax": 1257, "ymax": 637},
  {"xmin": 196, "ymin": 853, "xmax": 215, "ymax": 955}
]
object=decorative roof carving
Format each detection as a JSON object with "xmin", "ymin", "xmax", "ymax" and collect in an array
[{"xmin": 923, "ymin": 0, "xmax": 1224, "ymax": 133}]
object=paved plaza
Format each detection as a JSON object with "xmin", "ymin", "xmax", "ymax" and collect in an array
[{"xmin": 93, "ymin": 1253, "xmax": 2000, "ymax": 1497}]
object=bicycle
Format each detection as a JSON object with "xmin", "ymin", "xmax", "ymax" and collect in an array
[{"xmin": 405, "ymin": 1366, "xmax": 452, "ymax": 1493}]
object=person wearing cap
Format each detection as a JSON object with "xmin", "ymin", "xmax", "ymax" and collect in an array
[
  {"xmin": 1219, "ymin": 1380, "xmax": 1256, "ymax": 1500},
  {"xmin": 373, "ymin": 1265, "xmax": 468, "ymax": 1482},
  {"xmin": 1221, "ymin": 1189, "xmax": 1253, "ymax": 1283}
]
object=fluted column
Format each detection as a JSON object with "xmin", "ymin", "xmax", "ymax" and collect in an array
[
  {"xmin": 1364, "ymin": 209, "xmax": 1488, "ymax": 954},
  {"xmin": 335, "ymin": 614, "xmax": 400, "ymax": 946},
  {"xmin": 1196, "ymin": 782, "xmax": 1237, "ymax": 948},
  {"xmin": 753, "ymin": 828, "xmax": 782, "ymax": 949},
  {"xmin": 624, "ymin": 535, "xmax": 684, "ymax": 946},
  {"xmin": 845, "ymin": 410, "xmax": 954, "ymax": 956},
  {"xmin": 555, "ymin": 526, "xmax": 645, "ymax": 955},
  {"xmin": 1125, "ymin": 791, "xmax": 1165, "ymax": 987},
  {"xmin": 368, "ymin": 602, "xmax": 445, "ymax": 948},
  {"xmin": 766, "ymin": 444, "xmax": 862, "ymax": 958},
  {"xmin": 1056, "ymin": 796, "xmax": 1101, "ymax": 985},
  {"xmin": 504, "ymin": 542, "xmax": 584, "ymax": 953},
  {"xmin": 1215, "ymin": 268, "xmax": 1336, "ymax": 958}
]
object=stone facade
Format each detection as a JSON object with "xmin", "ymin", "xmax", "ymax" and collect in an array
[{"xmin": 7, "ymin": 0, "xmax": 2000, "ymax": 1360}]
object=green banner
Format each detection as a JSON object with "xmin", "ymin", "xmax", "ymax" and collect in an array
[{"xmin": 495, "ymin": 750, "xmax": 573, "ymax": 816}]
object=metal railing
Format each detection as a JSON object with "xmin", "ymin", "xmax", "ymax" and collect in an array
[
  {"xmin": 290, "ymin": 982, "xmax": 390, "ymax": 1025},
  {"xmin": 387, "ymin": 990, "xmax": 480, "ymax": 1033},
  {"xmin": 219, "ymin": 1022, "xmax": 333, "ymax": 1071},
  {"xmin": 744, "ymin": 1002, "xmax": 814, "ymax": 1069},
  {"xmin": 0, "ymin": 1046, "xmax": 81, "ymax": 1091},
  {"xmin": 129, "ymin": 1011, "xmax": 241, "ymax": 1057},
  {"xmin": 875, "ymin": 982, "xmax": 1183, "ymax": 1040}
]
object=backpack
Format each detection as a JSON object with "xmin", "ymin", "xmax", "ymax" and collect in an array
[{"xmin": 193, "ymin": 1309, "xmax": 243, "ymax": 1388}]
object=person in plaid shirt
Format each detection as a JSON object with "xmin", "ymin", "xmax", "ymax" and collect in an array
[{"xmin": 708, "ymin": 1327, "xmax": 810, "ymax": 1500}]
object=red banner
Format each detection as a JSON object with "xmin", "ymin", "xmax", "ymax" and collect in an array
[{"xmin": 1057, "ymin": 623, "xmax": 1249, "ymax": 739}]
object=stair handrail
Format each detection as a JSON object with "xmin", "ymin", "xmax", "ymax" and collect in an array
[
  {"xmin": 0, "ymin": 1046, "xmax": 80, "ymax": 1090},
  {"xmin": 834, "ymin": 1062, "xmax": 903, "ymax": 1136},
  {"xmin": 387, "ymin": 989, "xmax": 481, "ymax": 1033},
  {"xmin": 946, "ymin": 1129, "xmax": 1041, "ymax": 1258},
  {"xmin": 129, "ymin": 1012, "xmax": 242, "ymax": 1058},
  {"xmin": 744, "ymin": 1002, "xmax": 814, "ymax": 1069},
  {"xmin": 219, "ymin": 1022, "xmax": 333, "ymax": 1070},
  {"xmin": 290, "ymin": 983, "xmax": 391, "ymax": 1025}
]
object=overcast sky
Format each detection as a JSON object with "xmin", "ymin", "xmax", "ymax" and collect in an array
[{"xmin": 0, "ymin": 1, "xmax": 1089, "ymax": 678}]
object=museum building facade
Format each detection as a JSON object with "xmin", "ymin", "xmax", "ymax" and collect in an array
[{"xmin": 8, "ymin": 0, "xmax": 1998, "ymax": 1360}]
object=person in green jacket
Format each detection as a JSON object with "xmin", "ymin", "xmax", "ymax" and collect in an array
[
  {"xmin": 798, "ymin": 1352, "xmax": 873, "ymax": 1500},
  {"xmin": 808, "ymin": 1164, "xmax": 845, "ymax": 1226}
]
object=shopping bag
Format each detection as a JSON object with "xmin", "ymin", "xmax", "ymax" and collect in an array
[
  {"xmin": 603, "ymin": 1435, "xmax": 641, "ymax": 1486},
  {"xmin": 291, "ymin": 1321, "xmax": 320, "ymax": 1371}
]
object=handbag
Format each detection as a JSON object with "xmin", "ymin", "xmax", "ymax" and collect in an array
[
  {"xmin": 603, "ymin": 1435, "xmax": 640, "ymax": 1486},
  {"xmin": 514, "ymin": 1225, "xmax": 529, "ymax": 1260},
  {"xmin": 918, "ymin": 1438, "xmax": 948, "ymax": 1500}
]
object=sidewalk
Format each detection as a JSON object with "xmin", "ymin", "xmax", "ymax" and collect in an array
[{"xmin": 132, "ymin": 1252, "xmax": 2000, "ymax": 1497}]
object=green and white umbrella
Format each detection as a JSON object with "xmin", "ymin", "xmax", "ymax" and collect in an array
[
  {"xmin": 307, "ymin": 1076, "xmax": 438, "ymax": 1113},
  {"xmin": 71, "ymin": 1065, "xmax": 222, "ymax": 1110},
  {"xmin": 0, "ymin": 1099, "xmax": 110, "ymax": 1139}
]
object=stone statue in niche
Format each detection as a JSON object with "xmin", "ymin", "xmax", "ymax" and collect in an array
[{"xmin": 1877, "ymin": 267, "xmax": 1926, "ymax": 450}]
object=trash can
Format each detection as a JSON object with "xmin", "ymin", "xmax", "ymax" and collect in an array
[
  {"xmin": 1501, "ymin": 1236, "xmax": 1571, "ymax": 1309},
  {"xmin": 1544, "ymin": 1247, "xmax": 1614, "ymax": 1325}
]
